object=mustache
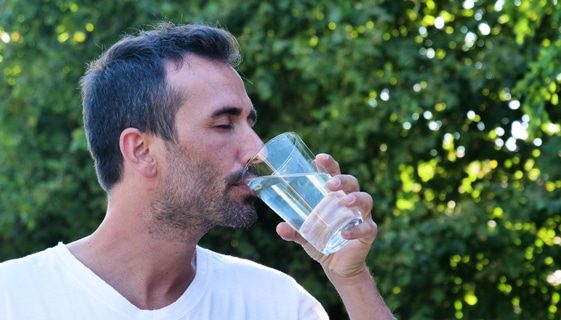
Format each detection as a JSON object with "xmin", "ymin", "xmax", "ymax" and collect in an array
[{"xmin": 226, "ymin": 165, "xmax": 259, "ymax": 185}]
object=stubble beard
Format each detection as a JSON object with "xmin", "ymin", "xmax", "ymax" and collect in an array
[{"xmin": 148, "ymin": 143, "xmax": 258, "ymax": 242}]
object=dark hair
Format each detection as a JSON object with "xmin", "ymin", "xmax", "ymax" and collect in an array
[{"xmin": 80, "ymin": 23, "xmax": 241, "ymax": 192}]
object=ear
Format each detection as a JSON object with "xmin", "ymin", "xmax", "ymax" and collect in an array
[{"xmin": 119, "ymin": 128, "xmax": 158, "ymax": 178}]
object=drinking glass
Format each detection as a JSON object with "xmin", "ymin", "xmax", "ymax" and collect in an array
[{"xmin": 246, "ymin": 132, "xmax": 362, "ymax": 255}]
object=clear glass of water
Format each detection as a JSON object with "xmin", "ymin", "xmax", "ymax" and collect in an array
[{"xmin": 246, "ymin": 132, "xmax": 362, "ymax": 255}]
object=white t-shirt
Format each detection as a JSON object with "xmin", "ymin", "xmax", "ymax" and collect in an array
[{"xmin": 0, "ymin": 243, "xmax": 328, "ymax": 319}]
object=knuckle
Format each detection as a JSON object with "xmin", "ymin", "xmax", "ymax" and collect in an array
[
  {"xmin": 363, "ymin": 192, "xmax": 373, "ymax": 207},
  {"xmin": 355, "ymin": 192, "xmax": 372, "ymax": 207}
]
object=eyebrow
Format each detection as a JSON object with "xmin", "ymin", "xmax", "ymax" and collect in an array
[{"xmin": 211, "ymin": 106, "xmax": 257, "ymax": 123}]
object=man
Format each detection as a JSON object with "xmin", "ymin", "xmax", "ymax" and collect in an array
[{"xmin": 0, "ymin": 23, "xmax": 393, "ymax": 319}]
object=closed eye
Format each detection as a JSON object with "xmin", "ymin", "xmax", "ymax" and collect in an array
[
  {"xmin": 210, "ymin": 106, "xmax": 256, "ymax": 130},
  {"xmin": 215, "ymin": 123, "xmax": 233, "ymax": 129}
]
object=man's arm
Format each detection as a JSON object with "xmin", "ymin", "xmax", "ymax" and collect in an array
[
  {"xmin": 277, "ymin": 222, "xmax": 394, "ymax": 320},
  {"xmin": 323, "ymin": 266, "xmax": 394, "ymax": 320},
  {"xmin": 276, "ymin": 153, "xmax": 394, "ymax": 320}
]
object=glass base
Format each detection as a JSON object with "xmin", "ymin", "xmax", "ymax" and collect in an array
[{"xmin": 321, "ymin": 216, "xmax": 363, "ymax": 255}]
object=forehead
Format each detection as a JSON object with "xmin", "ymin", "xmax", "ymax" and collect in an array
[{"xmin": 164, "ymin": 55, "xmax": 249, "ymax": 109}]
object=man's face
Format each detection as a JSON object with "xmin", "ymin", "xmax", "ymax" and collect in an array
[{"xmin": 150, "ymin": 55, "xmax": 263, "ymax": 238}]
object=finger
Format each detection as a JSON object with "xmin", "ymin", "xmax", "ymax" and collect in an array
[
  {"xmin": 315, "ymin": 153, "xmax": 341, "ymax": 176},
  {"xmin": 326, "ymin": 174, "xmax": 360, "ymax": 193},
  {"xmin": 340, "ymin": 192, "xmax": 373, "ymax": 218},
  {"xmin": 339, "ymin": 191, "xmax": 376, "ymax": 242},
  {"xmin": 276, "ymin": 223, "xmax": 329, "ymax": 263},
  {"xmin": 341, "ymin": 218, "xmax": 377, "ymax": 243},
  {"xmin": 276, "ymin": 222, "xmax": 306, "ymax": 245}
]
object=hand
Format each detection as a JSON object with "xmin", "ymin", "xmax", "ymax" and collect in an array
[{"xmin": 276, "ymin": 153, "xmax": 378, "ymax": 278}]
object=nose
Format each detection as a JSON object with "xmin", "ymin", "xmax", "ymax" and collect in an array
[{"xmin": 241, "ymin": 128, "xmax": 264, "ymax": 165}]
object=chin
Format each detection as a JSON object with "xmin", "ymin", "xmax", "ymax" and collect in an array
[
  {"xmin": 226, "ymin": 207, "xmax": 258, "ymax": 230},
  {"xmin": 243, "ymin": 194, "xmax": 257, "ymax": 206},
  {"xmin": 213, "ymin": 194, "xmax": 259, "ymax": 230}
]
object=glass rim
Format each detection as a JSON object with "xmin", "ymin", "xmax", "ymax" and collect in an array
[{"xmin": 245, "ymin": 131, "xmax": 315, "ymax": 175}]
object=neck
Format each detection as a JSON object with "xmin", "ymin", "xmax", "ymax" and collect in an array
[{"xmin": 68, "ymin": 191, "xmax": 202, "ymax": 310}]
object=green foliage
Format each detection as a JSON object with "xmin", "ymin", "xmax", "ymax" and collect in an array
[{"xmin": 1, "ymin": 0, "xmax": 560, "ymax": 319}]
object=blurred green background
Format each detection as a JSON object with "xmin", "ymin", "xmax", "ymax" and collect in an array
[{"xmin": 1, "ymin": 0, "xmax": 560, "ymax": 319}]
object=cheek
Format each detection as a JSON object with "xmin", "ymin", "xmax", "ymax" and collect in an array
[
  {"xmin": 181, "ymin": 134, "xmax": 241, "ymax": 173},
  {"xmin": 194, "ymin": 147, "xmax": 232, "ymax": 175},
  {"xmin": 202, "ymin": 139, "xmax": 239, "ymax": 160}
]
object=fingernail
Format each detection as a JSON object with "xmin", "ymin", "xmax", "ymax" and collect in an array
[
  {"xmin": 343, "ymin": 194, "xmax": 356, "ymax": 205},
  {"xmin": 341, "ymin": 230, "xmax": 352, "ymax": 239},
  {"xmin": 328, "ymin": 177, "xmax": 341, "ymax": 188}
]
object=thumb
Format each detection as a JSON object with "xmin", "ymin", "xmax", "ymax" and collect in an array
[
  {"xmin": 276, "ymin": 222, "xmax": 329, "ymax": 263},
  {"xmin": 276, "ymin": 222, "xmax": 305, "ymax": 243}
]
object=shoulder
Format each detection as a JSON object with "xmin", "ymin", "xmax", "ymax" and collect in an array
[
  {"xmin": 0, "ymin": 245, "xmax": 54, "ymax": 272},
  {"xmin": 197, "ymin": 246, "xmax": 298, "ymax": 286},
  {"xmin": 0, "ymin": 244, "xmax": 60, "ymax": 288},
  {"xmin": 198, "ymin": 246, "xmax": 288, "ymax": 274},
  {"xmin": 196, "ymin": 247, "xmax": 328, "ymax": 318}
]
